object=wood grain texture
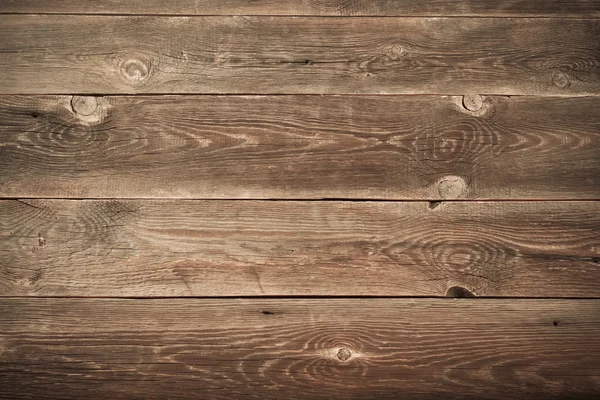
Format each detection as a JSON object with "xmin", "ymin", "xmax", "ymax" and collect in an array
[
  {"xmin": 2, "ymin": 0, "xmax": 600, "ymax": 16},
  {"xmin": 1, "ymin": 16, "xmax": 599, "ymax": 95},
  {"xmin": 1, "ymin": 298, "xmax": 599, "ymax": 399},
  {"xmin": 1, "ymin": 95, "xmax": 599, "ymax": 200},
  {"xmin": 1, "ymin": 200, "xmax": 598, "ymax": 297}
]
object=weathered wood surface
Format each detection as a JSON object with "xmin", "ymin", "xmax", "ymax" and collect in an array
[
  {"xmin": 2, "ymin": 0, "xmax": 600, "ymax": 16},
  {"xmin": 1, "ymin": 200, "xmax": 598, "ymax": 297},
  {"xmin": 1, "ymin": 95, "xmax": 599, "ymax": 200},
  {"xmin": 1, "ymin": 16, "xmax": 598, "ymax": 95},
  {"xmin": 1, "ymin": 298, "xmax": 599, "ymax": 400}
]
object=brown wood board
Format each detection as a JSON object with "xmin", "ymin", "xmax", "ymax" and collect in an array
[
  {"xmin": 2, "ymin": 0, "xmax": 600, "ymax": 17},
  {"xmin": 1, "ymin": 298, "xmax": 599, "ymax": 399},
  {"xmin": 1, "ymin": 95, "xmax": 599, "ymax": 200},
  {"xmin": 1, "ymin": 16, "xmax": 599, "ymax": 95},
  {"xmin": 1, "ymin": 200, "xmax": 598, "ymax": 297}
]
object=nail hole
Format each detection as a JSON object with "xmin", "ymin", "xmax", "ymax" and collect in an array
[
  {"xmin": 31, "ymin": 113, "xmax": 40, "ymax": 118},
  {"xmin": 446, "ymin": 286, "xmax": 476, "ymax": 298},
  {"xmin": 553, "ymin": 320, "xmax": 560, "ymax": 327},
  {"xmin": 304, "ymin": 59, "xmax": 314, "ymax": 65},
  {"xmin": 592, "ymin": 257, "xmax": 599, "ymax": 263}
]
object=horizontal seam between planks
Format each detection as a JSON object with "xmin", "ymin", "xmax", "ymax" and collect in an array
[
  {"xmin": 1, "ymin": 198, "xmax": 600, "ymax": 202},
  {"xmin": 1, "ymin": 296, "xmax": 600, "ymax": 300},
  {"xmin": 1, "ymin": 93, "xmax": 600, "ymax": 97},
  {"xmin": 0, "ymin": 13, "xmax": 599, "ymax": 19}
]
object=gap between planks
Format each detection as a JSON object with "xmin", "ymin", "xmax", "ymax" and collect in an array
[
  {"xmin": 6, "ymin": 198, "xmax": 600, "ymax": 202},
  {"xmin": 2, "ymin": 14, "xmax": 600, "ymax": 18},
  {"xmin": 3, "ymin": 296, "xmax": 600, "ymax": 300},
  {"xmin": 3, "ymin": 93, "xmax": 600, "ymax": 97}
]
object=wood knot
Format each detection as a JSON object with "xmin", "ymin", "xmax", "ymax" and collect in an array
[
  {"xmin": 437, "ymin": 176, "xmax": 467, "ymax": 199},
  {"xmin": 336, "ymin": 348, "xmax": 352, "ymax": 361},
  {"xmin": 118, "ymin": 54, "xmax": 153, "ymax": 85},
  {"xmin": 71, "ymin": 96, "xmax": 98, "ymax": 116},
  {"xmin": 462, "ymin": 95, "xmax": 483, "ymax": 112},
  {"xmin": 385, "ymin": 44, "xmax": 406, "ymax": 60},
  {"xmin": 552, "ymin": 72, "xmax": 570, "ymax": 89}
]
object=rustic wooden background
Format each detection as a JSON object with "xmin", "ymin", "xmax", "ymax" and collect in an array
[{"xmin": 1, "ymin": 1, "xmax": 599, "ymax": 399}]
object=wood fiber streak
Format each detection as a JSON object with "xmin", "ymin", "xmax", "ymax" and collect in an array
[
  {"xmin": 1, "ymin": 16, "xmax": 598, "ymax": 95},
  {"xmin": 0, "ymin": 299, "xmax": 599, "ymax": 400},
  {"xmin": 1, "ymin": 200, "xmax": 598, "ymax": 297},
  {"xmin": 1, "ymin": 95, "xmax": 599, "ymax": 199},
  {"xmin": 2, "ymin": 0, "xmax": 600, "ymax": 16}
]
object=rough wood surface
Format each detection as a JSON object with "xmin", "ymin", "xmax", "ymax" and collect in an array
[
  {"xmin": 1, "ymin": 200, "xmax": 598, "ymax": 297},
  {"xmin": 2, "ymin": 0, "xmax": 600, "ymax": 16},
  {"xmin": 1, "ymin": 95, "xmax": 599, "ymax": 200},
  {"xmin": 1, "ymin": 16, "xmax": 598, "ymax": 95},
  {"xmin": 1, "ymin": 298, "xmax": 599, "ymax": 400}
]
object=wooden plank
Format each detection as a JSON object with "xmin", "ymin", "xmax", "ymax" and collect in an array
[
  {"xmin": 1, "ymin": 95, "xmax": 599, "ymax": 200},
  {"xmin": 1, "ymin": 298, "xmax": 599, "ymax": 399},
  {"xmin": 2, "ymin": 0, "xmax": 600, "ymax": 16},
  {"xmin": 1, "ymin": 200, "xmax": 598, "ymax": 297},
  {"xmin": 1, "ymin": 16, "xmax": 598, "ymax": 95}
]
